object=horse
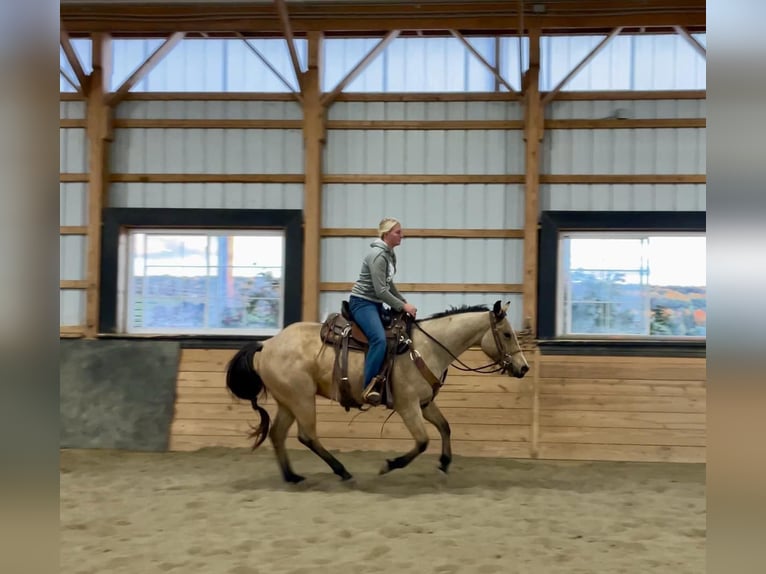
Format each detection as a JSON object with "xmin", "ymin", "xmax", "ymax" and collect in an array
[{"xmin": 225, "ymin": 300, "xmax": 530, "ymax": 483}]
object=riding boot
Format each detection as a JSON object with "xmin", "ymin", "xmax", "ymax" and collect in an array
[{"xmin": 362, "ymin": 375, "xmax": 384, "ymax": 406}]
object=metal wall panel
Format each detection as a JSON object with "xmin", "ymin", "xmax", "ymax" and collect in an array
[
  {"xmin": 548, "ymin": 99, "xmax": 706, "ymax": 120},
  {"xmin": 115, "ymin": 100, "xmax": 302, "ymax": 120},
  {"xmin": 319, "ymin": 292, "xmax": 526, "ymax": 329},
  {"xmin": 111, "ymin": 128, "xmax": 304, "ymax": 173},
  {"xmin": 321, "ymin": 237, "xmax": 523, "ymax": 284},
  {"xmin": 323, "ymin": 183, "xmax": 524, "ymax": 228},
  {"xmin": 543, "ymin": 128, "xmax": 705, "ymax": 174},
  {"xmin": 328, "ymin": 101, "xmax": 523, "ymax": 121},
  {"xmin": 326, "ymin": 130, "xmax": 523, "ymax": 174},
  {"xmin": 60, "ymin": 291, "xmax": 86, "ymax": 326},
  {"xmin": 60, "ymin": 128, "xmax": 88, "ymax": 173},
  {"xmin": 60, "ymin": 236, "xmax": 87, "ymax": 281},
  {"xmin": 60, "ymin": 101, "xmax": 87, "ymax": 119},
  {"xmin": 543, "ymin": 184, "xmax": 706, "ymax": 211},
  {"xmin": 60, "ymin": 182, "xmax": 88, "ymax": 226},
  {"xmin": 109, "ymin": 183, "xmax": 304, "ymax": 209}
]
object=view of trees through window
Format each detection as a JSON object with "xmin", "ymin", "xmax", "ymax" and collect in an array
[
  {"xmin": 124, "ymin": 231, "xmax": 284, "ymax": 335},
  {"xmin": 559, "ymin": 234, "xmax": 706, "ymax": 338}
]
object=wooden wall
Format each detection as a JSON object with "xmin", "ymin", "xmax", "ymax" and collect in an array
[{"xmin": 170, "ymin": 347, "xmax": 705, "ymax": 463}]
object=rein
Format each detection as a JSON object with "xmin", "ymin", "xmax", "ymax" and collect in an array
[{"xmin": 411, "ymin": 311, "xmax": 510, "ymax": 375}]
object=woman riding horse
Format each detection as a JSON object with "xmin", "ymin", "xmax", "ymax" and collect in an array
[{"xmin": 348, "ymin": 217, "xmax": 418, "ymax": 405}]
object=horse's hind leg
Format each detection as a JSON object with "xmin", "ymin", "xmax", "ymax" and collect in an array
[
  {"xmin": 293, "ymin": 401, "xmax": 353, "ymax": 481},
  {"xmin": 421, "ymin": 402, "xmax": 452, "ymax": 473},
  {"xmin": 380, "ymin": 403, "xmax": 429, "ymax": 475},
  {"xmin": 270, "ymin": 403, "xmax": 304, "ymax": 484}
]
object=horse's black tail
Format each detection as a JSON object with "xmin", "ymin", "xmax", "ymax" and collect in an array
[{"xmin": 225, "ymin": 341, "xmax": 270, "ymax": 450}]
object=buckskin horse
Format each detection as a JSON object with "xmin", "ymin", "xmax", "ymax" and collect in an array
[{"xmin": 225, "ymin": 301, "xmax": 529, "ymax": 483}]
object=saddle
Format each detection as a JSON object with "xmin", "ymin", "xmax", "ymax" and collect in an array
[{"xmin": 320, "ymin": 301, "xmax": 412, "ymax": 410}]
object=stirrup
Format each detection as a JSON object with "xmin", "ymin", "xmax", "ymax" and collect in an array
[{"xmin": 362, "ymin": 384, "xmax": 382, "ymax": 406}]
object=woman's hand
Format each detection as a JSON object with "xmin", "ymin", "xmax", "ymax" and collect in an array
[{"xmin": 403, "ymin": 303, "xmax": 418, "ymax": 317}]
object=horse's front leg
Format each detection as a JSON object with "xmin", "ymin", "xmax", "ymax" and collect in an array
[
  {"xmin": 380, "ymin": 402, "xmax": 429, "ymax": 475},
  {"xmin": 421, "ymin": 401, "xmax": 452, "ymax": 473}
]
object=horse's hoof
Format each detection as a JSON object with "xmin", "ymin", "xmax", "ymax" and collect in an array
[
  {"xmin": 285, "ymin": 473, "xmax": 306, "ymax": 484},
  {"xmin": 438, "ymin": 465, "xmax": 449, "ymax": 475},
  {"xmin": 340, "ymin": 472, "xmax": 354, "ymax": 481},
  {"xmin": 379, "ymin": 459, "xmax": 393, "ymax": 475}
]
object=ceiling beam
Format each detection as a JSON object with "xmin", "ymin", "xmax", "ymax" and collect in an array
[
  {"xmin": 321, "ymin": 30, "xmax": 400, "ymax": 107},
  {"xmin": 674, "ymin": 25, "xmax": 706, "ymax": 59},
  {"xmin": 60, "ymin": 29, "xmax": 89, "ymax": 91},
  {"xmin": 60, "ymin": 2, "xmax": 706, "ymax": 35},
  {"xmin": 541, "ymin": 27, "xmax": 623, "ymax": 106},
  {"xmin": 236, "ymin": 32, "xmax": 303, "ymax": 101},
  {"xmin": 450, "ymin": 30, "xmax": 517, "ymax": 95},
  {"xmin": 274, "ymin": 0, "xmax": 305, "ymax": 91},
  {"xmin": 60, "ymin": 68, "xmax": 81, "ymax": 94},
  {"xmin": 108, "ymin": 32, "xmax": 184, "ymax": 106}
]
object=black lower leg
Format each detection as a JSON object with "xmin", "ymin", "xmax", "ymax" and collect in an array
[
  {"xmin": 298, "ymin": 435, "xmax": 353, "ymax": 480},
  {"xmin": 439, "ymin": 454, "xmax": 452, "ymax": 473},
  {"xmin": 383, "ymin": 440, "xmax": 428, "ymax": 473}
]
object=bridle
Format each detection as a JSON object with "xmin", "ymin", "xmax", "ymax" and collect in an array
[{"xmin": 411, "ymin": 310, "xmax": 521, "ymax": 375}]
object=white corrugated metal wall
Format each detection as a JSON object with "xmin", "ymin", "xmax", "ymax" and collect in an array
[
  {"xmin": 59, "ymin": 33, "xmax": 706, "ymax": 330},
  {"xmin": 320, "ymin": 99, "xmax": 526, "ymax": 323},
  {"xmin": 60, "ymin": 99, "xmax": 88, "ymax": 327}
]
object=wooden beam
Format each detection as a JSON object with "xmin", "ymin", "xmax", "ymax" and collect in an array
[
  {"xmin": 320, "ymin": 228, "xmax": 525, "ymax": 239},
  {"xmin": 237, "ymin": 33, "xmax": 303, "ymax": 101},
  {"xmin": 61, "ymin": 280, "xmax": 89, "ymax": 289},
  {"xmin": 60, "ymin": 68, "xmax": 81, "ymax": 94},
  {"xmin": 84, "ymin": 33, "xmax": 113, "ymax": 338},
  {"xmin": 449, "ymin": 30, "xmax": 517, "ymax": 95},
  {"xmin": 274, "ymin": 0, "xmax": 305, "ymax": 91},
  {"xmin": 323, "ymin": 174, "xmax": 525, "ymax": 184},
  {"xmin": 112, "ymin": 119, "xmax": 303, "ymax": 129},
  {"xmin": 673, "ymin": 26, "xmax": 706, "ymax": 59},
  {"xmin": 109, "ymin": 32, "xmax": 185, "ymax": 106},
  {"xmin": 302, "ymin": 31, "xmax": 325, "ymax": 321},
  {"xmin": 321, "ymin": 31, "xmax": 400, "ymax": 107},
  {"xmin": 522, "ymin": 28, "xmax": 542, "ymax": 336},
  {"xmin": 60, "ymin": 29, "xmax": 89, "ymax": 92},
  {"xmin": 60, "ymin": 226, "xmax": 89, "ymax": 235},
  {"xmin": 60, "ymin": 2, "xmax": 707, "ymax": 34},
  {"xmin": 541, "ymin": 27, "xmax": 623, "ymax": 107},
  {"xmin": 321, "ymin": 283, "xmax": 524, "ymax": 293},
  {"xmin": 110, "ymin": 174, "xmax": 304, "ymax": 183},
  {"xmin": 60, "ymin": 173, "xmax": 90, "ymax": 182}
]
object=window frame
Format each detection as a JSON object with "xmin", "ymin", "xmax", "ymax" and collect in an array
[
  {"xmin": 100, "ymin": 208, "xmax": 303, "ymax": 343},
  {"xmin": 538, "ymin": 211, "xmax": 706, "ymax": 357}
]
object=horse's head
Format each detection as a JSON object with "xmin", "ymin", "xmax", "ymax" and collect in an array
[{"xmin": 480, "ymin": 300, "xmax": 530, "ymax": 378}]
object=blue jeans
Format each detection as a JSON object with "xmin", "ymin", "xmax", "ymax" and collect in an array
[{"xmin": 348, "ymin": 296, "xmax": 386, "ymax": 390}]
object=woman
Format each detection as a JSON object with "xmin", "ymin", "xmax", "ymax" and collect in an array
[{"xmin": 349, "ymin": 217, "xmax": 418, "ymax": 405}]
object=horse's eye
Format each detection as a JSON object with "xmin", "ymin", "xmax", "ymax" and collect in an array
[{"xmin": 504, "ymin": 333, "xmax": 511, "ymax": 339}]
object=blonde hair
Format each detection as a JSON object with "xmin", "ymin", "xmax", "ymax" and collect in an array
[{"xmin": 377, "ymin": 217, "xmax": 401, "ymax": 239}]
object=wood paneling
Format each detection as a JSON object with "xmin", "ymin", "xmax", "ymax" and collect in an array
[{"xmin": 169, "ymin": 347, "xmax": 706, "ymax": 463}]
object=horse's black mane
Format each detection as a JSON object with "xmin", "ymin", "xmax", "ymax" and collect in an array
[{"xmin": 419, "ymin": 304, "xmax": 489, "ymax": 322}]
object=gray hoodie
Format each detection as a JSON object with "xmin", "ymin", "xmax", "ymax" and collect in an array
[{"xmin": 350, "ymin": 239, "xmax": 407, "ymax": 311}]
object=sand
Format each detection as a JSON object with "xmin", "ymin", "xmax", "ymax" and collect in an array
[{"xmin": 60, "ymin": 448, "xmax": 705, "ymax": 574}]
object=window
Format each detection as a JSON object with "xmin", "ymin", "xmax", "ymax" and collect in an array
[
  {"xmin": 538, "ymin": 211, "xmax": 706, "ymax": 352},
  {"xmin": 558, "ymin": 233, "xmax": 706, "ymax": 337},
  {"xmin": 122, "ymin": 230, "xmax": 285, "ymax": 336},
  {"xmin": 100, "ymin": 208, "xmax": 303, "ymax": 337}
]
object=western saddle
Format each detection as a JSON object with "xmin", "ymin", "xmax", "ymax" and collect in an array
[{"xmin": 320, "ymin": 301, "xmax": 412, "ymax": 410}]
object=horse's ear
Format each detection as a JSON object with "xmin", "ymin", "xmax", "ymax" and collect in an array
[
  {"xmin": 493, "ymin": 300, "xmax": 502, "ymax": 315},
  {"xmin": 502, "ymin": 301, "xmax": 510, "ymax": 313}
]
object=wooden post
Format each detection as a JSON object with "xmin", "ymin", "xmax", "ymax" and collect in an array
[
  {"xmin": 301, "ymin": 32, "xmax": 325, "ymax": 321},
  {"xmin": 84, "ymin": 34, "xmax": 113, "ymax": 338},
  {"xmin": 522, "ymin": 29, "xmax": 542, "ymax": 336},
  {"xmin": 530, "ymin": 346, "xmax": 541, "ymax": 458}
]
